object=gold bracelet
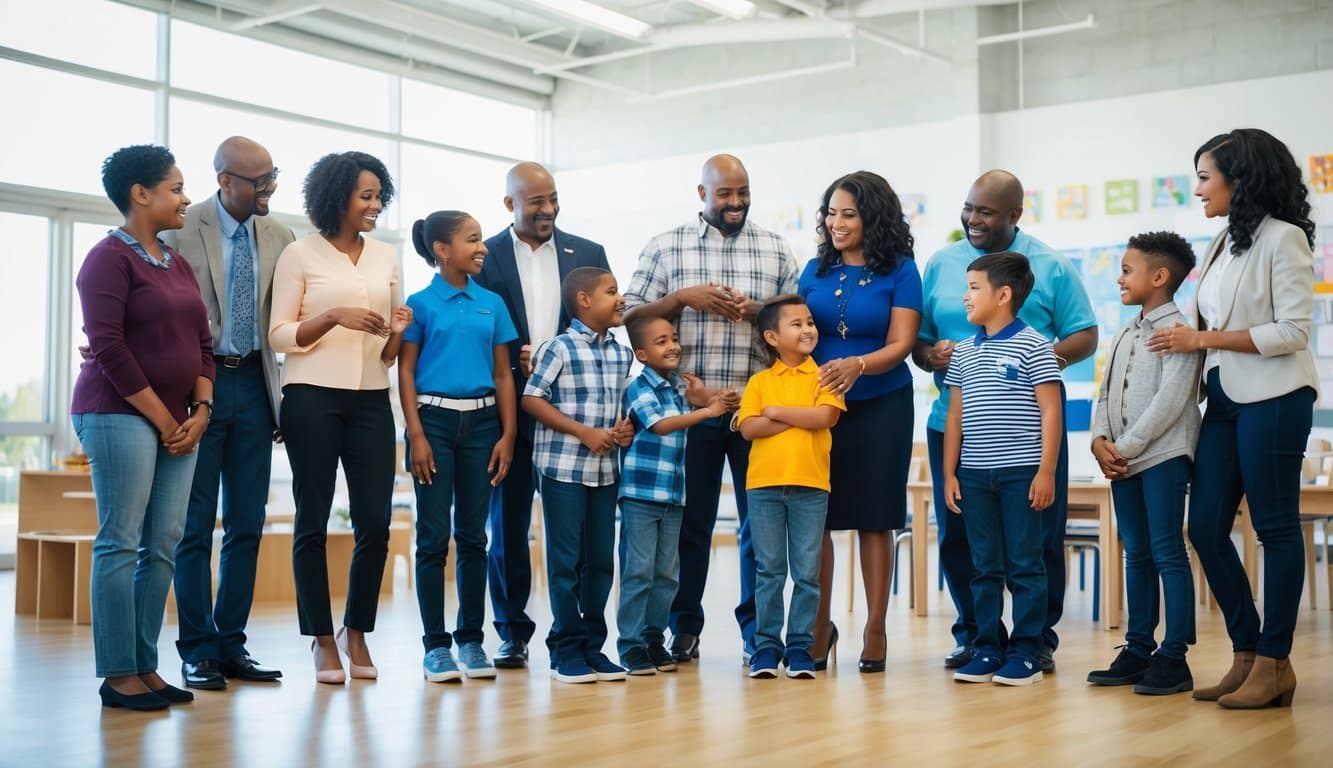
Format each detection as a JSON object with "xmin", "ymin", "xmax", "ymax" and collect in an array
[{"xmin": 856, "ymin": 356, "xmax": 866, "ymax": 374}]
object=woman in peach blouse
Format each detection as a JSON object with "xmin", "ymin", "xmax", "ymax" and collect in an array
[{"xmin": 270, "ymin": 151, "xmax": 411, "ymax": 684}]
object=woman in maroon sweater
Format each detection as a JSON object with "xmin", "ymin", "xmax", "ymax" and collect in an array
[{"xmin": 72, "ymin": 145, "xmax": 214, "ymax": 711}]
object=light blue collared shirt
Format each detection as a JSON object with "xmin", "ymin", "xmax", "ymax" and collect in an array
[
  {"xmin": 108, "ymin": 228, "xmax": 171, "ymax": 269},
  {"xmin": 214, "ymin": 194, "xmax": 260, "ymax": 356}
]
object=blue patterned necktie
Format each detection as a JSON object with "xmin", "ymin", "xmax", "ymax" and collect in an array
[{"xmin": 229, "ymin": 225, "xmax": 255, "ymax": 356}]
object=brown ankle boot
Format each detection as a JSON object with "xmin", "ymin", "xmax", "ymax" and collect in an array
[
  {"xmin": 1218, "ymin": 655, "xmax": 1296, "ymax": 709},
  {"xmin": 1193, "ymin": 651, "xmax": 1256, "ymax": 701}
]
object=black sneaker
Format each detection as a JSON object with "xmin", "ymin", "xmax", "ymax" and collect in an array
[
  {"xmin": 1133, "ymin": 653, "xmax": 1193, "ymax": 696},
  {"xmin": 621, "ymin": 647, "xmax": 657, "ymax": 676},
  {"xmin": 1087, "ymin": 646, "xmax": 1151, "ymax": 686},
  {"xmin": 1038, "ymin": 646, "xmax": 1056, "ymax": 674},
  {"xmin": 646, "ymin": 643, "xmax": 678, "ymax": 672},
  {"xmin": 944, "ymin": 645, "xmax": 974, "ymax": 669}
]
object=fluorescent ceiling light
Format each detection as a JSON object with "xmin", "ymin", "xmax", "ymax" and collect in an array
[
  {"xmin": 522, "ymin": 0, "xmax": 653, "ymax": 41},
  {"xmin": 688, "ymin": 0, "xmax": 758, "ymax": 20}
]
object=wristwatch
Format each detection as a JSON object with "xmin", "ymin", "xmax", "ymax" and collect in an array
[{"xmin": 189, "ymin": 400, "xmax": 214, "ymax": 420}]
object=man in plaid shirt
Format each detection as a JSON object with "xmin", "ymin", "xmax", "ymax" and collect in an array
[
  {"xmin": 523, "ymin": 267, "xmax": 635, "ymax": 683},
  {"xmin": 623, "ymin": 154, "xmax": 801, "ymax": 664}
]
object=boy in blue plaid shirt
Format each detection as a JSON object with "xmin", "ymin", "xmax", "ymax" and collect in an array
[
  {"xmin": 616, "ymin": 317, "xmax": 735, "ymax": 675},
  {"xmin": 522, "ymin": 267, "xmax": 636, "ymax": 684}
]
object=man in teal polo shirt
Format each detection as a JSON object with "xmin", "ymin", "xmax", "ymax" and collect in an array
[{"xmin": 914, "ymin": 170, "xmax": 1097, "ymax": 674}]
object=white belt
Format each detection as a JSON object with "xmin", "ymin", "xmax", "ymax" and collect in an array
[{"xmin": 417, "ymin": 394, "xmax": 496, "ymax": 412}]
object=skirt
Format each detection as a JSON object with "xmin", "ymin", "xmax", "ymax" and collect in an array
[{"xmin": 825, "ymin": 385, "xmax": 913, "ymax": 531}]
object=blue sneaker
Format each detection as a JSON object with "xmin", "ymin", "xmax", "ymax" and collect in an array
[
  {"xmin": 785, "ymin": 648, "xmax": 816, "ymax": 679},
  {"xmin": 585, "ymin": 653, "xmax": 627, "ymax": 681},
  {"xmin": 953, "ymin": 651, "xmax": 1004, "ymax": 683},
  {"xmin": 748, "ymin": 648, "xmax": 781, "ymax": 678},
  {"xmin": 457, "ymin": 642, "xmax": 497, "ymax": 679},
  {"xmin": 993, "ymin": 654, "xmax": 1043, "ymax": 686},
  {"xmin": 423, "ymin": 647, "xmax": 462, "ymax": 683},
  {"xmin": 550, "ymin": 660, "xmax": 597, "ymax": 684}
]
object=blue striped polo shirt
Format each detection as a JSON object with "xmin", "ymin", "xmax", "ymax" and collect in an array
[{"xmin": 943, "ymin": 319, "xmax": 1062, "ymax": 469}]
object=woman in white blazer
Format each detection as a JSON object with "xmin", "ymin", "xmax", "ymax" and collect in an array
[{"xmin": 1148, "ymin": 128, "xmax": 1318, "ymax": 710}]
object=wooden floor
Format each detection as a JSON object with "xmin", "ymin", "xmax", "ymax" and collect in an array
[{"xmin": 3, "ymin": 547, "xmax": 1331, "ymax": 768}]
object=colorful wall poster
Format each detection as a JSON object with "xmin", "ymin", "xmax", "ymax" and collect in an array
[
  {"xmin": 1056, "ymin": 184, "xmax": 1087, "ymax": 221},
  {"xmin": 1151, "ymin": 175, "xmax": 1191, "ymax": 208},
  {"xmin": 900, "ymin": 194, "xmax": 927, "ymax": 226},
  {"xmin": 1104, "ymin": 179, "xmax": 1139, "ymax": 215},
  {"xmin": 1023, "ymin": 188, "xmax": 1043, "ymax": 223},
  {"xmin": 1311, "ymin": 155, "xmax": 1333, "ymax": 195}
]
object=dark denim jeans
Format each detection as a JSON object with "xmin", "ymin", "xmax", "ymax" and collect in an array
[
  {"xmin": 541, "ymin": 477, "xmax": 618, "ymax": 666},
  {"xmin": 616, "ymin": 499, "xmax": 683, "ymax": 656},
  {"xmin": 957, "ymin": 465, "xmax": 1047, "ymax": 661},
  {"xmin": 746, "ymin": 486, "xmax": 828, "ymax": 654},
  {"xmin": 1188, "ymin": 369, "xmax": 1314, "ymax": 658},
  {"xmin": 409, "ymin": 404, "xmax": 500, "ymax": 651},
  {"xmin": 1111, "ymin": 456, "xmax": 1195, "ymax": 660}
]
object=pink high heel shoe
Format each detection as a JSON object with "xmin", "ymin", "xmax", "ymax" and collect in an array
[
  {"xmin": 311, "ymin": 639, "xmax": 346, "ymax": 685},
  {"xmin": 335, "ymin": 627, "xmax": 378, "ymax": 680}
]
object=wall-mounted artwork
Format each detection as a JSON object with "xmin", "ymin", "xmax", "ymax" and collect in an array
[
  {"xmin": 1104, "ymin": 179, "xmax": 1139, "ymax": 215},
  {"xmin": 1151, "ymin": 175, "xmax": 1191, "ymax": 208},
  {"xmin": 900, "ymin": 194, "xmax": 927, "ymax": 227},
  {"xmin": 1023, "ymin": 188, "xmax": 1043, "ymax": 223},
  {"xmin": 1311, "ymin": 155, "xmax": 1333, "ymax": 195},
  {"xmin": 1057, "ymin": 184, "xmax": 1087, "ymax": 221}
]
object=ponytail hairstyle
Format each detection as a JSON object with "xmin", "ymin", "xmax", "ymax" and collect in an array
[
  {"xmin": 1194, "ymin": 129, "xmax": 1315, "ymax": 256},
  {"xmin": 411, "ymin": 210, "xmax": 473, "ymax": 267}
]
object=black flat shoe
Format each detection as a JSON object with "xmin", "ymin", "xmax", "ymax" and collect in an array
[
  {"xmin": 99, "ymin": 681, "xmax": 169, "ymax": 711},
  {"xmin": 147, "ymin": 681, "xmax": 194, "ymax": 704},
  {"xmin": 668, "ymin": 632, "xmax": 699, "ymax": 663},
  {"xmin": 494, "ymin": 639, "xmax": 529, "ymax": 669},
  {"xmin": 814, "ymin": 623, "xmax": 839, "ymax": 671},
  {"xmin": 220, "ymin": 654, "xmax": 283, "ymax": 681},
  {"xmin": 182, "ymin": 659, "xmax": 227, "ymax": 690}
]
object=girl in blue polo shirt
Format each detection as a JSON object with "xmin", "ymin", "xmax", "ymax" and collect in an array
[{"xmin": 400, "ymin": 210, "xmax": 518, "ymax": 683}]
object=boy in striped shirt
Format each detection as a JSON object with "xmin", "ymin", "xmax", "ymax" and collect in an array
[{"xmin": 942, "ymin": 252, "xmax": 1063, "ymax": 686}]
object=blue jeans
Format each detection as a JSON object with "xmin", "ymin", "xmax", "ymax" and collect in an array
[
  {"xmin": 616, "ymin": 499, "xmax": 683, "ymax": 656},
  {"xmin": 957, "ymin": 466, "xmax": 1047, "ymax": 660},
  {"xmin": 1112, "ymin": 456, "xmax": 1195, "ymax": 660},
  {"xmin": 74, "ymin": 413, "xmax": 198, "ymax": 677},
  {"xmin": 174, "ymin": 358, "xmax": 273, "ymax": 663},
  {"xmin": 671, "ymin": 416, "xmax": 755, "ymax": 648},
  {"xmin": 746, "ymin": 486, "xmax": 828, "ymax": 654},
  {"xmin": 541, "ymin": 477, "xmax": 618, "ymax": 666},
  {"xmin": 409, "ymin": 404, "xmax": 500, "ymax": 651},
  {"xmin": 1189, "ymin": 369, "xmax": 1314, "ymax": 658}
]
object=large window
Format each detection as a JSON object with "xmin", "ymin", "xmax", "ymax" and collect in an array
[
  {"xmin": 402, "ymin": 79, "xmax": 540, "ymax": 160},
  {"xmin": 0, "ymin": 0, "xmax": 157, "ymax": 78}
]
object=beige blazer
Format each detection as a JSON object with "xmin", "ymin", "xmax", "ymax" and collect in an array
[
  {"xmin": 163, "ymin": 200, "xmax": 296, "ymax": 424},
  {"xmin": 1195, "ymin": 215, "xmax": 1318, "ymax": 404}
]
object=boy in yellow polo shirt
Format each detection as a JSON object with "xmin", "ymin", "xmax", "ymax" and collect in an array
[{"xmin": 735, "ymin": 294, "xmax": 845, "ymax": 679}]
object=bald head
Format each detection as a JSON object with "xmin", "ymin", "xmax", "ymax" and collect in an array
[
  {"xmin": 698, "ymin": 154, "xmax": 751, "ymax": 236},
  {"xmin": 214, "ymin": 136, "xmax": 276, "ymax": 220},
  {"xmin": 505, "ymin": 161, "xmax": 559, "ymax": 247},
  {"xmin": 962, "ymin": 169, "xmax": 1025, "ymax": 253}
]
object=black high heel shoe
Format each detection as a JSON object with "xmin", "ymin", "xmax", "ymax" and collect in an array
[
  {"xmin": 99, "ymin": 680, "xmax": 169, "ymax": 711},
  {"xmin": 859, "ymin": 630, "xmax": 886, "ymax": 674},
  {"xmin": 813, "ymin": 623, "xmax": 839, "ymax": 671}
]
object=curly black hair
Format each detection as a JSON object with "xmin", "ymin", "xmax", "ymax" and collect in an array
[
  {"xmin": 1127, "ymin": 231, "xmax": 1196, "ymax": 293},
  {"xmin": 101, "ymin": 144, "xmax": 176, "ymax": 215},
  {"xmin": 1195, "ymin": 129, "xmax": 1315, "ymax": 256},
  {"xmin": 411, "ymin": 210, "xmax": 472, "ymax": 268},
  {"xmin": 813, "ymin": 170, "xmax": 915, "ymax": 277},
  {"xmin": 302, "ymin": 151, "xmax": 395, "ymax": 236}
]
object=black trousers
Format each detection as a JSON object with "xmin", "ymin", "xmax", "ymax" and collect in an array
[{"xmin": 281, "ymin": 384, "xmax": 394, "ymax": 636}]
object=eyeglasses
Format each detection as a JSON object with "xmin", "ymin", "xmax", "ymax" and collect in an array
[{"xmin": 222, "ymin": 168, "xmax": 280, "ymax": 191}]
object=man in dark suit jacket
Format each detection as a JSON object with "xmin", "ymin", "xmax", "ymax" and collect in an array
[
  {"xmin": 476, "ymin": 161, "xmax": 610, "ymax": 668},
  {"xmin": 163, "ymin": 137, "xmax": 293, "ymax": 689}
]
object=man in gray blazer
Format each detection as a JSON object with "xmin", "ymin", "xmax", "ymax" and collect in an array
[{"xmin": 166, "ymin": 137, "xmax": 294, "ymax": 689}]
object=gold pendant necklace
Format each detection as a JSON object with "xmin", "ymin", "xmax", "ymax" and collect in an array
[{"xmin": 834, "ymin": 265, "xmax": 872, "ymax": 340}]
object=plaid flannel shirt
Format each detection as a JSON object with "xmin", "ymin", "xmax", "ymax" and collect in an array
[
  {"xmin": 619, "ymin": 367, "xmax": 688, "ymax": 505},
  {"xmin": 524, "ymin": 318, "xmax": 634, "ymax": 487},
  {"xmin": 625, "ymin": 214, "xmax": 800, "ymax": 393}
]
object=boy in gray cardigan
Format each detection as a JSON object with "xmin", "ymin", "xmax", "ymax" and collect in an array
[{"xmin": 1087, "ymin": 232, "xmax": 1202, "ymax": 696}]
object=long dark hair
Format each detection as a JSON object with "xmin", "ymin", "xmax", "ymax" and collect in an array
[
  {"xmin": 1194, "ymin": 129, "xmax": 1315, "ymax": 255},
  {"xmin": 814, "ymin": 170, "xmax": 914, "ymax": 277},
  {"xmin": 411, "ymin": 210, "xmax": 472, "ymax": 267}
]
